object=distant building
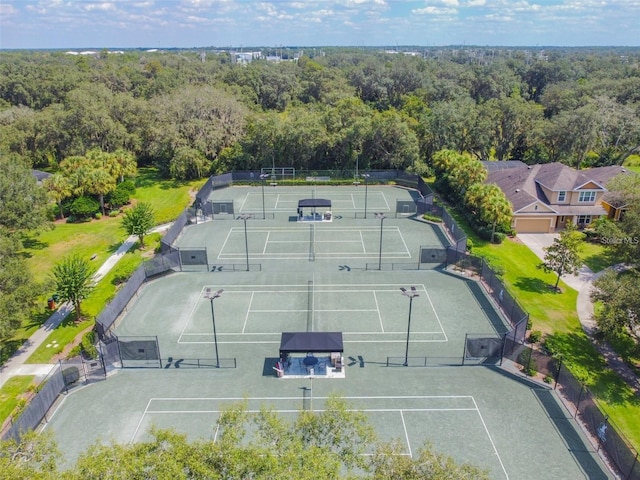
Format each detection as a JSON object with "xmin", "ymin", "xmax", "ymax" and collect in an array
[{"xmin": 232, "ymin": 51, "xmax": 262, "ymax": 64}]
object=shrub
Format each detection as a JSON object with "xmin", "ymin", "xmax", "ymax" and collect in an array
[
  {"xmin": 524, "ymin": 366, "xmax": 538, "ymax": 377},
  {"xmin": 109, "ymin": 210, "xmax": 120, "ymax": 217},
  {"xmin": 466, "ymin": 238, "xmax": 474, "ymax": 251},
  {"xmin": 528, "ymin": 330, "xmax": 542, "ymax": 344},
  {"xmin": 544, "ymin": 375, "xmax": 554, "ymax": 384},
  {"xmin": 492, "ymin": 232, "xmax": 506, "ymax": 244},
  {"xmin": 80, "ymin": 330, "xmax": 98, "ymax": 359},
  {"xmin": 94, "ymin": 212, "xmax": 102, "ymax": 220},
  {"xmin": 107, "ymin": 182, "xmax": 132, "ymax": 208},
  {"xmin": 422, "ymin": 213, "xmax": 441, "ymax": 223},
  {"xmin": 111, "ymin": 261, "xmax": 139, "ymax": 285},
  {"xmin": 70, "ymin": 196, "xmax": 100, "ymax": 220}
]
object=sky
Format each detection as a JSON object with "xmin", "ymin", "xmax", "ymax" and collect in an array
[{"xmin": 0, "ymin": 0, "xmax": 638, "ymax": 50}]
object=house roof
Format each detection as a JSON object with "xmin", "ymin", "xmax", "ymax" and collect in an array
[
  {"xmin": 481, "ymin": 160, "xmax": 527, "ymax": 173},
  {"xmin": 486, "ymin": 162, "xmax": 634, "ymax": 215},
  {"xmin": 32, "ymin": 169, "xmax": 52, "ymax": 183}
]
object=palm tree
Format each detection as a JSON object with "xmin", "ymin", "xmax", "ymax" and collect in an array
[
  {"xmin": 106, "ymin": 149, "xmax": 137, "ymax": 183},
  {"xmin": 42, "ymin": 174, "xmax": 73, "ymax": 219},
  {"xmin": 480, "ymin": 184, "xmax": 512, "ymax": 243},
  {"xmin": 85, "ymin": 169, "xmax": 116, "ymax": 216}
]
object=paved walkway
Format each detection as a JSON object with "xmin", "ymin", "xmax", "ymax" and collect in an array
[
  {"xmin": 517, "ymin": 234, "xmax": 639, "ymax": 394},
  {"xmin": 0, "ymin": 224, "xmax": 170, "ymax": 389}
]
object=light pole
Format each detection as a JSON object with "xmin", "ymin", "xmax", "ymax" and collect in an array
[
  {"xmin": 375, "ymin": 212, "xmax": 385, "ymax": 270},
  {"xmin": 361, "ymin": 173, "xmax": 370, "ymax": 219},
  {"xmin": 238, "ymin": 214, "xmax": 251, "ymax": 271},
  {"xmin": 400, "ymin": 287, "xmax": 419, "ymax": 367},
  {"xmin": 204, "ymin": 288, "xmax": 223, "ymax": 368},
  {"xmin": 259, "ymin": 173, "xmax": 269, "ymax": 219}
]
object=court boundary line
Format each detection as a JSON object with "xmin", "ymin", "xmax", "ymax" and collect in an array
[
  {"xmin": 178, "ymin": 284, "xmax": 447, "ymax": 344},
  {"xmin": 239, "ymin": 191, "xmax": 391, "ymax": 212},
  {"xmin": 216, "ymin": 225, "xmax": 411, "ymax": 260},
  {"xmin": 129, "ymin": 394, "xmax": 509, "ymax": 478}
]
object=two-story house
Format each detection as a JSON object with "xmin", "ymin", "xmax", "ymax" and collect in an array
[{"xmin": 484, "ymin": 162, "xmax": 631, "ymax": 233}]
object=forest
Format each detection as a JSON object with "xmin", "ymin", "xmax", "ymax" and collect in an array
[{"xmin": 1, "ymin": 46, "xmax": 640, "ymax": 180}]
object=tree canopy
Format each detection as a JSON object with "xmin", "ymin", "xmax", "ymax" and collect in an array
[
  {"xmin": 0, "ymin": 397, "xmax": 489, "ymax": 479},
  {"xmin": 1, "ymin": 48, "xmax": 639, "ymax": 179}
]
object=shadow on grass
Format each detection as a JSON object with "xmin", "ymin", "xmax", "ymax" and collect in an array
[
  {"xmin": 0, "ymin": 339, "xmax": 27, "ymax": 363},
  {"xmin": 514, "ymin": 277, "xmax": 557, "ymax": 294},
  {"xmin": 135, "ymin": 169, "xmax": 188, "ymax": 191},
  {"xmin": 21, "ymin": 235, "xmax": 49, "ymax": 251},
  {"xmin": 545, "ymin": 332, "xmax": 640, "ymax": 407}
]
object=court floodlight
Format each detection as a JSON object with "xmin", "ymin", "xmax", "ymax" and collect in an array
[
  {"xmin": 204, "ymin": 288, "xmax": 224, "ymax": 367},
  {"xmin": 400, "ymin": 286, "xmax": 419, "ymax": 367},
  {"xmin": 375, "ymin": 213, "xmax": 385, "ymax": 270},
  {"xmin": 237, "ymin": 214, "xmax": 251, "ymax": 271},
  {"xmin": 259, "ymin": 173, "xmax": 269, "ymax": 219},
  {"xmin": 361, "ymin": 173, "xmax": 370, "ymax": 219}
]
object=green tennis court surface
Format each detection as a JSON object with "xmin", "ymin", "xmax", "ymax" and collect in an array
[{"xmin": 43, "ymin": 185, "xmax": 614, "ymax": 479}]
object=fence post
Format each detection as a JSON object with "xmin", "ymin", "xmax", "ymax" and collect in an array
[
  {"xmin": 499, "ymin": 333, "xmax": 507, "ymax": 366},
  {"xmin": 575, "ymin": 385, "xmax": 585, "ymax": 418},
  {"xmin": 462, "ymin": 334, "xmax": 468, "ymax": 366},
  {"xmin": 554, "ymin": 356, "xmax": 563, "ymax": 389},
  {"xmin": 627, "ymin": 452, "xmax": 638, "ymax": 480}
]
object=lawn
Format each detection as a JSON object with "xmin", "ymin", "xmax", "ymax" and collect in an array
[
  {"xmin": 25, "ymin": 235, "xmax": 160, "ymax": 364},
  {"xmin": 0, "ymin": 376, "xmax": 35, "ymax": 427},
  {"xmin": 134, "ymin": 167, "xmax": 205, "ymax": 224},
  {"xmin": 446, "ymin": 203, "xmax": 640, "ymax": 450}
]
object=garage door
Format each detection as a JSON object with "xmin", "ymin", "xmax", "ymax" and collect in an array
[{"xmin": 515, "ymin": 218, "xmax": 552, "ymax": 233}]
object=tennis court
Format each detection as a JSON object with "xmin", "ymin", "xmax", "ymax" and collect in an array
[{"xmin": 43, "ymin": 185, "xmax": 614, "ymax": 479}]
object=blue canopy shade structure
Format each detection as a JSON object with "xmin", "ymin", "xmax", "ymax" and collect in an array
[
  {"xmin": 279, "ymin": 332, "xmax": 343, "ymax": 356},
  {"xmin": 297, "ymin": 199, "xmax": 331, "ymax": 208}
]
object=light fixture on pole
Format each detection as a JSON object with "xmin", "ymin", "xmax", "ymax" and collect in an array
[
  {"xmin": 400, "ymin": 287, "xmax": 419, "ymax": 367},
  {"xmin": 238, "ymin": 214, "xmax": 251, "ymax": 271},
  {"xmin": 259, "ymin": 173, "xmax": 269, "ymax": 219},
  {"xmin": 375, "ymin": 212, "xmax": 385, "ymax": 270},
  {"xmin": 361, "ymin": 173, "xmax": 370, "ymax": 219},
  {"xmin": 204, "ymin": 288, "xmax": 224, "ymax": 368}
]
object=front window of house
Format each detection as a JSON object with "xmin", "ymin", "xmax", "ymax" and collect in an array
[
  {"xmin": 578, "ymin": 191, "xmax": 597, "ymax": 203},
  {"xmin": 557, "ymin": 191, "xmax": 566, "ymax": 202},
  {"xmin": 577, "ymin": 215, "xmax": 592, "ymax": 225}
]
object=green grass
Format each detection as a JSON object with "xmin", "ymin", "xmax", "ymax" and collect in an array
[
  {"xmin": 623, "ymin": 154, "xmax": 640, "ymax": 173},
  {"xmin": 11, "ymin": 167, "xmax": 197, "ymax": 362},
  {"xmin": 578, "ymin": 238, "xmax": 617, "ymax": 273},
  {"xmin": 134, "ymin": 167, "xmax": 205, "ymax": 224},
  {"xmin": 0, "ymin": 376, "xmax": 35, "ymax": 426},
  {"xmin": 23, "ymin": 217, "xmax": 125, "ymax": 284},
  {"xmin": 25, "ymin": 238, "xmax": 158, "ymax": 364},
  {"xmin": 444, "ymin": 201, "xmax": 640, "ymax": 450}
]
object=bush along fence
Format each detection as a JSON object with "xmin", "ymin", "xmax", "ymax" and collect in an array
[{"xmin": 446, "ymin": 248, "xmax": 639, "ymax": 480}]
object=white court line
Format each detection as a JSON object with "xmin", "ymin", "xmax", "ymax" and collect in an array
[
  {"xmin": 400, "ymin": 410, "xmax": 412, "ymax": 458},
  {"xmin": 382, "ymin": 192, "xmax": 391, "ymax": 210},
  {"xmin": 217, "ymin": 228, "xmax": 235, "ymax": 260},
  {"xmin": 422, "ymin": 286, "xmax": 449, "ymax": 342},
  {"xmin": 359, "ymin": 230, "xmax": 366, "ymax": 253},
  {"xmin": 239, "ymin": 192, "xmax": 249, "ymax": 212},
  {"xmin": 373, "ymin": 291, "xmax": 384, "ymax": 332},
  {"xmin": 262, "ymin": 231, "xmax": 270, "ymax": 254},
  {"xmin": 130, "ymin": 398, "xmax": 153, "ymax": 443},
  {"xmin": 350, "ymin": 193, "xmax": 356, "ymax": 209},
  {"xmin": 178, "ymin": 287, "xmax": 209, "ymax": 341},
  {"xmin": 274, "ymin": 193, "xmax": 281, "ymax": 209},
  {"xmin": 472, "ymin": 397, "xmax": 509, "ymax": 479},
  {"xmin": 241, "ymin": 291, "xmax": 254, "ymax": 334}
]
